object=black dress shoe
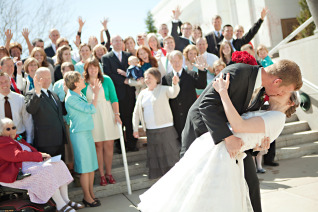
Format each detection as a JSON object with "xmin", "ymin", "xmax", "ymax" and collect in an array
[
  {"xmin": 127, "ymin": 147, "xmax": 139, "ymax": 152},
  {"xmin": 264, "ymin": 161, "xmax": 279, "ymax": 166}
]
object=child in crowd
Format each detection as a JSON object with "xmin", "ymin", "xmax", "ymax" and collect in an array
[
  {"xmin": 257, "ymin": 44, "xmax": 274, "ymax": 67},
  {"xmin": 241, "ymin": 44, "xmax": 260, "ymax": 65},
  {"xmin": 211, "ymin": 60, "xmax": 226, "ymax": 83},
  {"xmin": 126, "ymin": 56, "xmax": 146, "ymax": 95}
]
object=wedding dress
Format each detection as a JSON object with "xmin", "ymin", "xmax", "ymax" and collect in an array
[{"xmin": 138, "ymin": 110, "xmax": 286, "ymax": 212}]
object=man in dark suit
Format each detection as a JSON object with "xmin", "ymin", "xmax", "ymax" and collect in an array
[
  {"xmin": 171, "ymin": 6, "xmax": 194, "ymax": 52},
  {"xmin": 181, "ymin": 60, "xmax": 303, "ymax": 212},
  {"xmin": 162, "ymin": 50, "xmax": 206, "ymax": 142},
  {"xmin": 205, "ymin": 15, "xmax": 224, "ymax": 56},
  {"xmin": 25, "ymin": 67, "xmax": 66, "ymax": 158},
  {"xmin": 102, "ymin": 35, "xmax": 138, "ymax": 152},
  {"xmin": 219, "ymin": 8, "xmax": 268, "ymax": 53},
  {"xmin": 44, "ymin": 29, "xmax": 60, "ymax": 58}
]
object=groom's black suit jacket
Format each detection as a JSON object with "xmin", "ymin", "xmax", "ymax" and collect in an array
[{"xmin": 181, "ymin": 63, "xmax": 263, "ymax": 155}]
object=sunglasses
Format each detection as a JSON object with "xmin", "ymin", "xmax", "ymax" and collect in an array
[{"xmin": 6, "ymin": 126, "xmax": 17, "ymax": 131}]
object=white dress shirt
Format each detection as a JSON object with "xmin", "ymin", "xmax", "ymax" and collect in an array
[
  {"xmin": 0, "ymin": 92, "xmax": 33, "ymax": 143},
  {"xmin": 172, "ymin": 68, "xmax": 183, "ymax": 77},
  {"xmin": 113, "ymin": 50, "xmax": 122, "ymax": 61}
]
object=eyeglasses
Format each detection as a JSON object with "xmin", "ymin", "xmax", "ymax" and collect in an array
[{"xmin": 6, "ymin": 126, "xmax": 17, "ymax": 131}]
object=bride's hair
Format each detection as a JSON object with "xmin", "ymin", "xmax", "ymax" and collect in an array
[{"xmin": 285, "ymin": 91, "xmax": 300, "ymax": 118}]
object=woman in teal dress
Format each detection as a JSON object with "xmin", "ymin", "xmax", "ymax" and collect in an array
[{"xmin": 64, "ymin": 71, "xmax": 101, "ymax": 207}]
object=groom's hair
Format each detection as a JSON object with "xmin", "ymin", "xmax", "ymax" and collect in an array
[{"xmin": 267, "ymin": 59, "xmax": 303, "ymax": 90}]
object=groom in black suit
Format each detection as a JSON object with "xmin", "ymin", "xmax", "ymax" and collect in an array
[
  {"xmin": 181, "ymin": 60, "xmax": 302, "ymax": 212},
  {"xmin": 102, "ymin": 35, "xmax": 138, "ymax": 152}
]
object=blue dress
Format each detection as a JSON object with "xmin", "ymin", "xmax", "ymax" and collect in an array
[{"xmin": 65, "ymin": 90, "xmax": 98, "ymax": 173}]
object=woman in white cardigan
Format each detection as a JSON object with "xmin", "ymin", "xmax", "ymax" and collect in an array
[{"xmin": 133, "ymin": 67, "xmax": 180, "ymax": 179}]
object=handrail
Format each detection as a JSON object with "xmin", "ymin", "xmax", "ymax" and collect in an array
[
  {"xmin": 303, "ymin": 78, "xmax": 318, "ymax": 92},
  {"xmin": 269, "ymin": 17, "xmax": 314, "ymax": 56}
]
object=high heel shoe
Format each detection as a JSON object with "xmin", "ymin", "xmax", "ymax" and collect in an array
[
  {"xmin": 105, "ymin": 174, "xmax": 116, "ymax": 184},
  {"xmin": 82, "ymin": 199, "xmax": 101, "ymax": 207},
  {"xmin": 100, "ymin": 175, "xmax": 108, "ymax": 186}
]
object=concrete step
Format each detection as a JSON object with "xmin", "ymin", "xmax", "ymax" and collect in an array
[
  {"xmin": 275, "ymin": 141, "xmax": 318, "ymax": 161},
  {"xmin": 69, "ymin": 173, "xmax": 158, "ymax": 202},
  {"xmin": 276, "ymin": 130, "xmax": 318, "ymax": 148},
  {"xmin": 137, "ymin": 136, "xmax": 147, "ymax": 149},
  {"xmin": 112, "ymin": 148, "xmax": 147, "ymax": 167},
  {"xmin": 286, "ymin": 114, "xmax": 298, "ymax": 123},
  {"xmin": 281, "ymin": 121, "xmax": 310, "ymax": 135}
]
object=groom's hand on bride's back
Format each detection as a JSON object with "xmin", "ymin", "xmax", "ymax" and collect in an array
[{"xmin": 224, "ymin": 135, "xmax": 244, "ymax": 158}]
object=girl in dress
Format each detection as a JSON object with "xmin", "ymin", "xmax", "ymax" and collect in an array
[
  {"xmin": 82, "ymin": 58, "xmax": 121, "ymax": 186},
  {"xmin": 138, "ymin": 73, "xmax": 299, "ymax": 212}
]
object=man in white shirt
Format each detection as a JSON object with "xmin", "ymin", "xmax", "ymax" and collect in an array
[
  {"xmin": 0, "ymin": 72, "xmax": 33, "ymax": 143},
  {"xmin": 196, "ymin": 37, "xmax": 219, "ymax": 82}
]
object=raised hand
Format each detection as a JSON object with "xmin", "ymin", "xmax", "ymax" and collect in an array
[
  {"xmin": 16, "ymin": 61, "xmax": 23, "ymax": 75},
  {"xmin": 22, "ymin": 28, "xmax": 30, "ymax": 39},
  {"xmin": 5, "ymin": 29, "xmax": 13, "ymax": 41},
  {"xmin": 90, "ymin": 79, "xmax": 102, "ymax": 94},
  {"xmin": 88, "ymin": 36, "xmax": 98, "ymax": 48},
  {"xmin": 193, "ymin": 55, "xmax": 208, "ymax": 70},
  {"xmin": 100, "ymin": 17, "xmax": 109, "ymax": 31},
  {"xmin": 33, "ymin": 75, "xmax": 43, "ymax": 95},
  {"xmin": 261, "ymin": 7, "xmax": 269, "ymax": 20},
  {"xmin": 73, "ymin": 35, "xmax": 81, "ymax": 48},
  {"xmin": 172, "ymin": 75, "xmax": 179, "ymax": 85},
  {"xmin": 172, "ymin": 5, "xmax": 182, "ymax": 20},
  {"xmin": 213, "ymin": 73, "xmax": 230, "ymax": 93},
  {"xmin": 224, "ymin": 135, "xmax": 244, "ymax": 158},
  {"xmin": 78, "ymin": 16, "xmax": 85, "ymax": 30}
]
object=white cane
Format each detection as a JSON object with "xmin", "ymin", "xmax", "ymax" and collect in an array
[{"xmin": 117, "ymin": 123, "xmax": 132, "ymax": 195}]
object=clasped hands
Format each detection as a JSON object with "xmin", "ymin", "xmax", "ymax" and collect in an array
[{"xmin": 224, "ymin": 135, "xmax": 270, "ymax": 158}]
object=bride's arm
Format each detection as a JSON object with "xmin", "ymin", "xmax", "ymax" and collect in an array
[{"xmin": 213, "ymin": 73, "xmax": 265, "ymax": 133}]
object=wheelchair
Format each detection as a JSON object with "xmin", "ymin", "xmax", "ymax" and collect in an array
[{"xmin": 0, "ymin": 185, "xmax": 56, "ymax": 212}]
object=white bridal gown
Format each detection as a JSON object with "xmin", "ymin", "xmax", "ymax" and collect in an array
[{"xmin": 138, "ymin": 110, "xmax": 286, "ymax": 212}]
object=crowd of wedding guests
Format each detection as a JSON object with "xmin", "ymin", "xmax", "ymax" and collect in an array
[{"xmin": 0, "ymin": 5, "xmax": 277, "ymax": 211}]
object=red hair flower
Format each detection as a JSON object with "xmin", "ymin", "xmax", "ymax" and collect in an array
[{"xmin": 232, "ymin": 51, "xmax": 258, "ymax": 66}]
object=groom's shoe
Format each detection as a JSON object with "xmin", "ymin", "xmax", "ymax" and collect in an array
[{"xmin": 264, "ymin": 161, "xmax": 279, "ymax": 166}]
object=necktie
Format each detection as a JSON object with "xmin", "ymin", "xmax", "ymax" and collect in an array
[
  {"xmin": 217, "ymin": 31, "xmax": 220, "ymax": 38},
  {"xmin": 47, "ymin": 90, "xmax": 57, "ymax": 107},
  {"xmin": 118, "ymin": 52, "xmax": 122, "ymax": 62},
  {"xmin": 11, "ymin": 78, "xmax": 21, "ymax": 94},
  {"xmin": 4, "ymin": 96, "xmax": 13, "ymax": 120}
]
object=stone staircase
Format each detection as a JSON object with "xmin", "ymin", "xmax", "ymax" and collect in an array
[
  {"xmin": 68, "ymin": 127, "xmax": 156, "ymax": 201},
  {"xmin": 276, "ymin": 114, "xmax": 318, "ymax": 160},
  {"xmin": 68, "ymin": 114, "xmax": 318, "ymax": 201}
]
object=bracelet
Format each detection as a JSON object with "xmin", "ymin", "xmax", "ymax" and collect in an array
[{"xmin": 115, "ymin": 113, "xmax": 120, "ymax": 115}]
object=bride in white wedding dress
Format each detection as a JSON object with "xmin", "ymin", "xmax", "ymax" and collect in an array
[{"xmin": 138, "ymin": 73, "xmax": 299, "ymax": 212}]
